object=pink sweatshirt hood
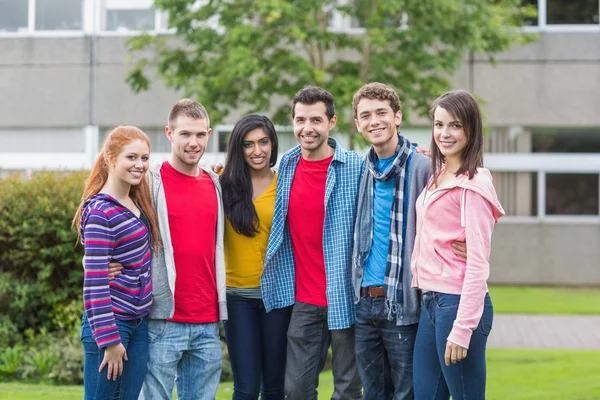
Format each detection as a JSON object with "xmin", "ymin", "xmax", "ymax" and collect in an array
[{"xmin": 456, "ymin": 168, "xmax": 505, "ymax": 222}]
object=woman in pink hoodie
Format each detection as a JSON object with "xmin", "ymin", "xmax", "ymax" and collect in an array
[{"xmin": 411, "ymin": 90, "xmax": 504, "ymax": 400}]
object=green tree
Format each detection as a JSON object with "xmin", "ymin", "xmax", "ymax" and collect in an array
[{"xmin": 127, "ymin": 0, "xmax": 535, "ymax": 148}]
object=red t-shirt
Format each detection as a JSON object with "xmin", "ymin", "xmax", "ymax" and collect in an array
[
  {"xmin": 288, "ymin": 155, "xmax": 332, "ymax": 307},
  {"xmin": 161, "ymin": 161, "xmax": 218, "ymax": 323}
]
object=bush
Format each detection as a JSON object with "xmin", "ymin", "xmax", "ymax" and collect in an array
[
  {"xmin": 0, "ymin": 344, "xmax": 24, "ymax": 379},
  {"xmin": 0, "ymin": 324, "xmax": 83, "ymax": 385},
  {"xmin": 0, "ymin": 170, "xmax": 87, "ymax": 335}
]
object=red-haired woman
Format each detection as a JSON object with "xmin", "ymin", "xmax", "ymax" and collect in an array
[{"xmin": 72, "ymin": 126, "xmax": 159, "ymax": 400}]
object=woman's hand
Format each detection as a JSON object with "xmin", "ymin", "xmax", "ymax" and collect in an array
[
  {"xmin": 444, "ymin": 340, "xmax": 467, "ymax": 366},
  {"xmin": 99, "ymin": 343, "xmax": 128, "ymax": 380}
]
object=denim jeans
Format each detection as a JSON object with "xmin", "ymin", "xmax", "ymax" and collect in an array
[
  {"xmin": 81, "ymin": 314, "xmax": 148, "ymax": 400},
  {"xmin": 140, "ymin": 320, "xmax": 222, "ymax": 400},
  {"xmin": 284, "ymin": 302, "xmax": 362, "ymax": 400},
  {"xmin": 224, "ymin": 294, "xmax": 292, "ymax": 400},
  {"xmin": 413, "ymin": 292, "xmax": 493, "ymax": 400},
  {"xmin": 355, "ymin": 296, "xmax": 418, "ymax": 400}
]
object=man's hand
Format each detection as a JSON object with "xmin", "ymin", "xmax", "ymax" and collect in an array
[
  {"xmin": 415, "ymin": 146, "xmax": 431, "ymax": 157},
  {"xmin": 108, "ymin": 262, "xmax": 124, "ymax": 281},
  {"xmin": 444, "ymin": 340, "xmax": 467, "ymax": 366},
  {"xmin": 452, "ymin": 241, "xmax": 467, "ymax": 260},
  {"xmin": 210, "ymin": 163, "xmax": 224, "ymax": 174},
  {"xmin": 99, "ymin": 343, "xmax": 127, "ymax": 380}
]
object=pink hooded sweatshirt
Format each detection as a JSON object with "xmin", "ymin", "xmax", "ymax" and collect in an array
[{"xmin": 411, "ymin": 167, "xmax": 504, "ymax": 349}]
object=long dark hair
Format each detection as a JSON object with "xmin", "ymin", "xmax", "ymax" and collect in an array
[
  {"xmin": 430, "ymin": 90, "xmax": 484, "ymax": 185},
  {"xmin": 220, "ymin": 114, "xmax": 278, "ymax": 237}
]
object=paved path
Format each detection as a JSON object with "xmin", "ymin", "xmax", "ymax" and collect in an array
[{"xmin": 488, "ymin": 314, "xmax": 600, "ymax": 350}]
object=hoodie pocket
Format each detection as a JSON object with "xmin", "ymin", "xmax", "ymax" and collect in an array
[{"xmin": 424, "ymin": 247, "xmax": 445, "ymax": 276}]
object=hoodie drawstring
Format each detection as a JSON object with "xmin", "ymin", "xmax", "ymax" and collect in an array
[{"xmin": 461, "ymin": 188, "xmax": 467, "ymax": 228}]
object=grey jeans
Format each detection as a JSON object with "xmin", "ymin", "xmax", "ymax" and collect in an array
[{"xmin": 284, "ymin": 302, "xmax": 362, "ymax": 400}]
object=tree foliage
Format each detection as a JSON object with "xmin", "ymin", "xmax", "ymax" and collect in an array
[{"xmin": 127, "ymin": 0, "xmax": 535, "ymax": 146}]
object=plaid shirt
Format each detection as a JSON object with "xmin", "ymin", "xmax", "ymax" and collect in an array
[{"xmin": 261, "ymin": 137, "xmax": 364, "ymax": 330}]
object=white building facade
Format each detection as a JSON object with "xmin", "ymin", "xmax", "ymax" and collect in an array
[{"xmin": 1, "ymin": 0, "xmax": 599, "ymax": 284}]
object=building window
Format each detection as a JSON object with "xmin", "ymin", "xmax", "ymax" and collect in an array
[
  {"xmin": 547, "ymin": 0, "xmax": 599, "ymax": 25},
  {"xmin": 522, "ymin": 0, "xmax": 538, "ymax": 26},
  {"xmin": 546, "ymin": 173, "xmax": 599, "ymax": 215},
  {"xmin": 102, "ymin": 0, "xmax": 156, "ymax": 32},
  {"xmin": 0, "ymin": 0, "xmax": 28, "ymax": 32},
  {"xmin": 532, "ymin": 129, "xmax": 600, "ymax": 153},
  {"xmin": 36, "ymin": 0, "xmax": 83, "ymax": 31},
  {"xmin": 218, "ymin": 129, "xmax": 229, "ymax": 153}
]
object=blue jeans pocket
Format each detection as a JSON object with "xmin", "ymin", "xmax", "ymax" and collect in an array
[
  {"xmin": 80, "ymin": 314, "xmax": 93, "ymax": 342},
  {"xmin": 148, "ymin": 320, "xmax": 167, "ymax": 343},
  {"xmin": 434, "ymin": 293, "xmax": 460, "ymax": 310},
  {"xmin": 479, "ymin": 295, "xmax": 494, "ymax": 336}
]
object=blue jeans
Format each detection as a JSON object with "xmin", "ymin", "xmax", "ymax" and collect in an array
[
  {"xmin": 355, "ymin": 296, "xmax": 418, "ymax": 400},
  {"xmin": 224, "ymin": 294, "xmax": 292, "ymax": 400},
  {"xmin": 81, "ymin": 314, "xmax": 148, "ymax": 400},
  {"xmin": 284, "ymin": 302, "xmax": 362, "ymax": 400},
  {"xmin": 413, "ymin": 292, "xmax": 493, "ymax": 400},
  {"xmin": 140, "ymin": 320, "xmax": 222, "ymax": 400}
]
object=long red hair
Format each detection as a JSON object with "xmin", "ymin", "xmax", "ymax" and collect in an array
[{"xmin": 72, "ymin": 126, "xmax": 159, "ymax": 248}]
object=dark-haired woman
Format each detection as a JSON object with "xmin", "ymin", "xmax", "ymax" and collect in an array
[{"xmin": 220, "ymin": 114, "xmax": 292, "ymax": 400}]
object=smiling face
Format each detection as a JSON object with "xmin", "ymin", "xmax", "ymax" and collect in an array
[
  {"xmin": 292, "ymin": 101, "xmax": 336, "ymax": 160},
  {"xmin": 166, "ymin": 115, "xmax": 212, "ymax": 175},
  {"xmin": 242, "ymin": 128, "xmax": 272, "ymax": 173},
  {"xmin": 355, "ymin": 98, "xmax": 402, "ymax": 158},
  {"xmin": 110, "ymin": 139, "xmax": 150, "ymax": 186},
  {"xmin": 433, "ymin": 106, "xmax": 468, "ymax": 166}
]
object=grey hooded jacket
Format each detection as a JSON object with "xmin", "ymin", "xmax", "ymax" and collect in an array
[{"xmin": 147, "ymin": 161, "xmax": 227, "ymax": 321}]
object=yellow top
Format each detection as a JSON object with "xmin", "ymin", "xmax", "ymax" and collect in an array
[{"xmin": 224, "ymin": 172, "xmax": 277, "ymax": 288}]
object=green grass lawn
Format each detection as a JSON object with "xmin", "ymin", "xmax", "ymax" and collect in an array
[
  {"xmin": 3, "ymin": 349, "xmax": 600, "ymax": 400},
  {"xmin": 489, "ymin": 285, "xmax": 600, "ymax": 315}
]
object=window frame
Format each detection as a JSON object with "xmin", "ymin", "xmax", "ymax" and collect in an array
[
  {"xmin": 325, "ymin": 0, "xmax": 600, "ymax": 34},
  {"xmin": 0, "ymin": 0, "xmax": 86, "ymax": 37},
  {"xmin": 0, "ymin": 0, "xmax": 169, "ymax": 37},
  {"xmin": 485, "ymin": 153, "xmax": 600, "ymax": 222},
  {"xmin": 523, "ymin": 0, "xmax": 600, "ymax": 33},
  {"xmin": 96, "ymin": 0, "xmax": 168, "ymax": 35}
]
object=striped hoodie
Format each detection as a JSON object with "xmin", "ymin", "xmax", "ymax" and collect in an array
[{"xmin": 80, "ymin": 193, "xmax": 153, "ymax": 349}]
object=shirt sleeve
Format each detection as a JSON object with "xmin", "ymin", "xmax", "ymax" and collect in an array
[
  {"xmin": 82, "ymin": 208, "xmax": 120, "ymax": 349},
  {"xmin": 447, "ymin": 190, "xmax": 495, "ymax": 349}
]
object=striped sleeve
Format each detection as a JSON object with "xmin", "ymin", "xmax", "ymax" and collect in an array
[{"xmin": 82, "ymin": 208, "xmax": 120, "ymax": 349}]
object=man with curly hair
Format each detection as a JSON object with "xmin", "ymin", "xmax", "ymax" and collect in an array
[{"xmin": 352, "ymin": 83, "xmax": 466, "ymax": 399}]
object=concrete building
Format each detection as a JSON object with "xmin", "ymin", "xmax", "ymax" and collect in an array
[{"xmin": 0, "ymin": 0, "xmax": 599, "ymax": 285}]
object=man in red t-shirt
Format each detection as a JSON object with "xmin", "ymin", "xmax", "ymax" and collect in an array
[
  {"xmin": 277, "ymin": 87, "xmax": 363, "ymax": 399},
  {"xmin": 112, "ymin": 99, "xmax": 227, "ymax": 400}
]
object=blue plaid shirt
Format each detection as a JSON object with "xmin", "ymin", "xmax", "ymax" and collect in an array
[{"xmin": 261, "ymin": 137, "xmax": 365, "ymax": 330}]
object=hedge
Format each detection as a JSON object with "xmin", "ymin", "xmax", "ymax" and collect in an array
[
  {"xmin": 0, "ymin": 170, "xmax": 234, "ymax": 384},
  {"xmin": 0, "ymin": 170, "xmax": 87, "ymax": 337}
]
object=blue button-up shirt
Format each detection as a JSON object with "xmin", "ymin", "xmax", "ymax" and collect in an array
[{"xmin": 261, "ymin": 137, "xmax": 364, "ymax": 330}]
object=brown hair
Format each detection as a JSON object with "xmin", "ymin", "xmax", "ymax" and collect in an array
[
  {"xmin": 292, "ymin": 86, "xmax": 335, "ymax": 120},
  {"xmin": 72, "ymin": 126, "xmax": 159, "ymax": 248},
  {"xmin": 429, "ymin": 90, "xmax": 483, "ymax": 184},
  {"xmin": 352, "ymin": 82, "xmax": 402, "ymax": 120},
  {"xmin": 168, "ymin": 99, "xmax": 210, "ymax": 130}
]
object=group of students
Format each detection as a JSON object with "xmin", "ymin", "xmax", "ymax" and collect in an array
[{"xmin": 73, "ymin": 82, "xmax": 504, "ymax": 400}]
